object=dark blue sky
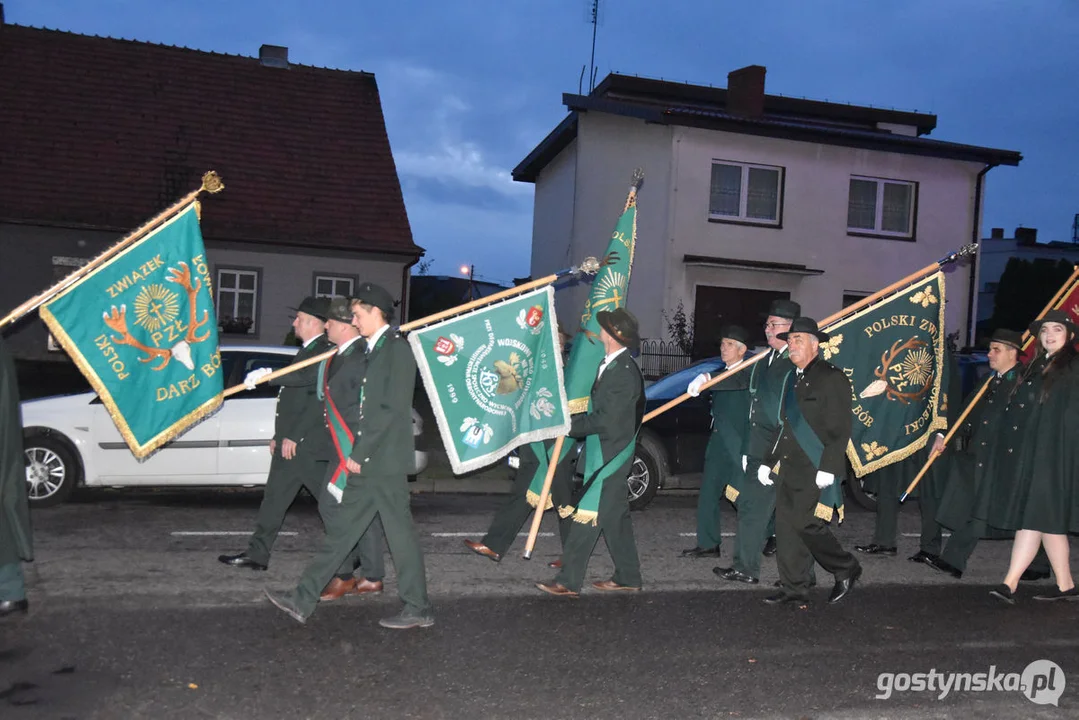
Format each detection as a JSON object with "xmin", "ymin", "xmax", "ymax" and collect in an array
[{"xmin": 9, "ymin": 0, "xmax": 1078, "ymax": 284}]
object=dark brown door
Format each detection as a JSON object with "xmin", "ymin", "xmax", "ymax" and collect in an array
[{"xmin": 693, "ymin": 285, "xmax": 791, "ymax": 356}]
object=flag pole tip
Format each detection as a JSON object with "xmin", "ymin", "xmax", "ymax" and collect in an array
[
  {"xmin": 630, "ymin": 168, "xmax": 644, "ymax": 190},
  {"xmin": 200, "ymin": 171, "xmax": 225, "ymax": 194},
  {"xmin": 522, "ymin": 551, "xmax": 532, "ymax": 560},
  {"xmin": 578, "ymin": 257, "xmax": 601, "ymax": 276},
  {"xmin": 899, "ymin": 492, "xmax": 909, "ymax": 503}
]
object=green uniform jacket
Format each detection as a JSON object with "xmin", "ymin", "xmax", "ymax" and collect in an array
[
  {"xmin": 272, "ymin": 334, "xmax": 335, "ymax": 455},
  {"xmin": 569, "ymin": 351, "xmax": 645, "ymax": 482},
  {"xmin": 743, "ymin": 349, "xmax": 794, "ymax": 459},
  {"xmin": 0, "ymin": 336, "xmax": 32, "ymax": 564},
  {"xmin": 936, "ymin": 364, "xmax": 1021, "ymax": 533},
  {"xmin": 322, "ymin": 337, "xmax": 368, "ymax": 460},
  {"xmin": 705, "ymin": 364, "xmax": 751, "ymax": 480},
  {"xmin": 349, "ymin": 331, "xmax": 416, "ymax": 476}
]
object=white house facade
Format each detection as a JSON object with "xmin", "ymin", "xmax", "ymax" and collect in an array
[{"xmin": 514, "ymin": 67, "xmax": 1021, "ymax": 357}]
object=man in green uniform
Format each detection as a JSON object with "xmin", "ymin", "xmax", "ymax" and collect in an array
[
  {"xmin": 681, "ymin": 325, "xmax": 751, "ymax": 558},
  {"xmin": 0, "ymin": 335, "xmax": 32, "ymax": 618},
  {"xmin": 266, "ymin": 285, "xmax": 433, "ymax": 629},
  {"xmin": 928, "ymin": 329, "xmax": 1050, "ymax": 580},
  {"xmin": 536, "ymin": 308, "xmax": 645, "ymax": 596},
  {"xmin": 764, "ymin": 317, "xmax": 861, "ymax": 605},
  {"xmin": 715, "ymin": 299, "xmax": 799, "ymax": 584}
]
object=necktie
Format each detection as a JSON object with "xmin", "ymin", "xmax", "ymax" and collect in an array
[{"xmin": 768, "ymin": 350, "xmax": 775, "ymax": 366}]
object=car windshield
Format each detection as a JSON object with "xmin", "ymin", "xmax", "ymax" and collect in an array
[{"xmin": 646, "ymin": 357, "xmax": 728, "ymax": 401}]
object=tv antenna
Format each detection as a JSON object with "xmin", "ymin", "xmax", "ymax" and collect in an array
[{"xmin": 579, "ymin": 0, "xmax": 603, "ymax": 94}]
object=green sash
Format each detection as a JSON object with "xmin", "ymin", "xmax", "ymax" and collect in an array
[
  {"xmin": 525, "ymin": 440, "xmax": 575, "ymax": 510},
  {"xmin": 779, "ymin": 374, "xmax": 845, "ymax": 522},
  {"xmin": 321, "ymin": 353, "xmax": 352, "ymax": 503}
]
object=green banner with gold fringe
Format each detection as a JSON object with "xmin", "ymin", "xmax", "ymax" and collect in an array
[{"xmin": 40, "ymin": 203, "xmax": 224, "ymax": 459}]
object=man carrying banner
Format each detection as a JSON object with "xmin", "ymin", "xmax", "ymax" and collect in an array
[
  {"xmin": 764, "ymin": 318, "xmax": 861, "ymax": 605},
  {"xmin": 682, "ymin": 325, "xmax": 751, "ymax": 558},
  {"xmin": 266, "ymin": 285, "xmax": 433, "ymax": 629},
  {"xmin": 0, "ymin": 335, "xmax": 31, "ymax": 618},
  {"xmin": 715, "ymin": 299, "xmax": 799, "ymax": 585},
  {"xmin": 536, "ymin": 308, "xmax": 645, "ymax": 596},
  {"xmin": 219, "ymin": 296, "xmax": 342, "ymax": 572}
]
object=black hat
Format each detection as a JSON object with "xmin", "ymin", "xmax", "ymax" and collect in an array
[
  {"xmin": 988, "ymin": 328, "xmax": 1023, "ymax": 350},
  {"xmin": 353, "ymin": 282, "xmax": 396, "ymax": 316},
  {"xmin": 597, "ymin": 307, "xmax": 641, "ymax": 351},
  {"xmin": 721, "ymin": 324, "xmax": 750, "ymax": 346},
  {"xmin": 289, "ymin": 296, "xmax": 329, "ymax": 321},
  {"xmin": 325, "ymin": 297, "xmax": 354, "ymax": 323},
  {"xmin": 766, "ymin": 299, "xmax": 801, "ymax": 320},
  {"xmin": 1028, "ymin": 309, "xmax": 1078, "ymax": 339},
  {"xmin": 777, "ymin": 316, "xmax": 829, "ymax": 342}
]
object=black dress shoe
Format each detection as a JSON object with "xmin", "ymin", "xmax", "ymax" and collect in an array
[
  {"xmin": 218, "ymin": 553, "xmax": 268, "ymax": 570},
  {"xmin": 854, "ymin": 543, "xmax": 897, "ymax": 556},
  {"xmin": 907, "ymin": 551, "xmax": 938, "ymax": 565},
  {"xmin": 764, "ymin": 592, "xmax": 808, "ymax": 605},
  {"xmin": 828, "ymin": 565, "xmax": 862, "ymax": 604},
  {"xmin": 925, "ymin": 556, "xmax": 963, "ymax": 579},
  {"xmin": 681, "ymin": 546, "xmax": 721, "ymax": 558},
  {"xmin": 0, "ymin": 599, "xmax": 28, "ymax": 617},
  {"xmin": 1020, "ymin": 569, "xmax": 1051, "ymax": 583},
  {"xmin": 713, "ymin": 567, "xmax": 759, "ymax": 584},
  {"xmin": 989, "ymin": 584, "xmax": 1016, "ymax": 605},
  {"xmin": 1033, "ymin": 586, "xmax": 1079, "ymax": 601},
  {"xmin": 762, "ymin": 537, "xmax": 777, "ymax": 557}
]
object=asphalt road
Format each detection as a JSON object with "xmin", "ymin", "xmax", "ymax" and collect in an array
[{"xmin": 2, "ymin": 491, "xmax": 1076, "ymax": 719}]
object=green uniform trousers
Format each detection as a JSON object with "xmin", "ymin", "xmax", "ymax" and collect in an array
[
  {"xmin": 555, "ymin": 470, "xmax": 642, "ymax": 592},
  {"xmin": 0, "ymin": 562, "xmax": 25, "ymax": 602},
  {"xmin": 294, "ymin": 473, "xmax": 429, "ymax": 616},
  {"xmin": 481, "ymin": 453, "xmax": 575, "ymax": 556},
  {"xmin": 695, "ymin": 434, "xmax": 728, "ymax": 550},
  {"xmin": 731, "ymin": 457, "xmax": 777, "ymax": 579},
  {"xmin": 871, "ymin": 470, "xmax": 901, "ymax": 548}
]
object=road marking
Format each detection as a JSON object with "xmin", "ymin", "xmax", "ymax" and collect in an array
[
  {"xmin": 431, "ymin": 532, "xmax": 555, "ymax": 538},
  {"xmin": 679, "ymin": 532, "xmax": 736, "ymax": 537},
  {"xmin": 902, "ymin": 532, "xmax": 951, "ymax": 538},
  {"xmin": 170, "ymin": 531, "xmax": 298, "ymax": 537}
]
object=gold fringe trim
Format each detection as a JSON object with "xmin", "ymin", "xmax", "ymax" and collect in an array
[
  {"xmin": 557, "ymin": 504, "xmax": 575, "ymax": 519},
  {"xmin": 572, "ymin": 509, "xmax": 599, "ymax": 526},
  {"xmin": 813, "ymin": 502, "xmax": 846, "ymax": 524},
  {"xmin": 526, "ymin": 490, "xmax": 553, "ymax": 511},
  {"xmin": 568, "ymin": 396, "xmax": 589, "ymax": 415},
  {"xmin": 724, "ymin": 485, "xmax": 740, "ymax": 503}
]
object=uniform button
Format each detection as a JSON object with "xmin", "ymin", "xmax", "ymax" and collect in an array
[
  {"xmin": 1008, "ymin": 448, "xmax": 1013, "ymax": 453},
  {"xmin": 1013, "ymin": 426, "xmax": 1017, "ymax": 430},
  {"xmin": 978, "ymin": 462, "xmax": 983, "ymax": 467}
]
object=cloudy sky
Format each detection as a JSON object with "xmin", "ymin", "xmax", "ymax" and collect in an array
[{"xmin": 8, "ymin": 0, "xmax": 1078, "ymax": 284}]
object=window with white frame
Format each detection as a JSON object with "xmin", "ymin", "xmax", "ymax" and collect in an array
[
  {"xmin": 708, "ymin": 160, "xmax": 783, "ymax": 225},
  {"xmin": 217, "ymin": 268, "xmax": 259, "ymax": 335},
  {"xmin": 847, "ymin": 176, "xmax": 916, "ymax": 237},
  {"xmin": 314, "ymin": 275, "xmax": 355, "ymax": 298}
]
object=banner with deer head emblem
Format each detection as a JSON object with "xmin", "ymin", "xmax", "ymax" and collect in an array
[
  {"xmin": 41, "ymin": 203, "xmax": 223, "ymax": 458},
  {"xmin": 820, "ymin": 271, "xmax": 948, "ymax": 477}
]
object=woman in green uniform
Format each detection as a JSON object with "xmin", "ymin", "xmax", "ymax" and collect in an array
[{"xmin": 989, "ymin": 310, "xmax": 1079, "ymax": 604}]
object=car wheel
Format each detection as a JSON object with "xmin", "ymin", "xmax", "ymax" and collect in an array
[
  {"xmin": 628, "ymin": 433, "xmax": 665, "ymax": 511},
  {"xmin": 845, "ymin": 472, "xmax": 878, "ymax": 512},
  {"xmin": 23, "ymin": 434, "xmax": 78, "ymax": 508}
]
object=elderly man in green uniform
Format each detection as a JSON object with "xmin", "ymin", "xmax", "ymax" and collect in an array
[
  {"xmin": 928, "ymin": 329, "xmax": 1050, "ymax": 581},
  {"xmin": 536, "ymin": 308, "xmax": 645, "ymax": 597},
  {"xmin": 0, "ymin": 335, "xmax": 32, "ymax": 618},
  {"xmin": 266, "ymin": 284, "xmax": 433, "ymax": 629},
  {"xmin": 764, "ymin": 317, "xmax": 861, "ymax": 605},
  {"xmin": 681, "ymin": 325, "xmax": 751, "ymax": 558},
  {"xmin": 715, "ymin": 299, "xmax": 799, "ymax": 584}
]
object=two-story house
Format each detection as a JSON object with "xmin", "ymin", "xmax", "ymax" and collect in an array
[
  {"xmin": 513, "ymin": 66, "xmax": 1020, "ymax": 357},
  {"xmin": 0, "ymin": 20, "xmax": 421, "ymax": 361}
]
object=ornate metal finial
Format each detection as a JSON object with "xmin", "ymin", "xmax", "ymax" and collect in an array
[
  {"xmin": 201, "ymin": 171, "xmax": 225, "ymax": 194},
  {"xmin": 630, "ymin": 168, "xmax": 644, "ymax": 191},
  {"xmin": 578, "ymin": 257, "xmax": 601, "ymax": 276},
  {"xmin": 956, "ymin": 243, "xmax": 978, "ymax": 258}
]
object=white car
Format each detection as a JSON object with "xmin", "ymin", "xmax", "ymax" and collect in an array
[{"xmin": 21, "ymin": 345, "xmax": 429, "ymax": 507}]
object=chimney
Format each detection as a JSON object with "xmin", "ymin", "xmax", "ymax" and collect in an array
[
  {"xmin": 990, "ymin": 228, "xmax": 1004, "ymax": 239},
  {"xmin": 1014, "ymin": 227, "xmax": 1037, "ymax": 245},
  {"xmin": 259, "ymin": 44, "xmax": 289, "ymax": 69},
  {"xmin": 727, "ymin": 65, "xmax": 766, "ymax": 117}
]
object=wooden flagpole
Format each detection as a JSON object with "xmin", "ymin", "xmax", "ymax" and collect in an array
[
  {"xmin": 0, "ymin": 172, "xmax": 225, "ymax": 329},
  {"xmin": 222, "ymin": 258, "xmax": 601, "ymax": 398},
  {"xmin": 900, "ymin": 264, "xmax": 1079, "ymax": 501},
  {"xmin": 522, "ymin": 436, "xmax": 565, "ymax": 559},
  {"xmin": 642, "ymin": 244, "xmax": 979, "ymax": 423}
]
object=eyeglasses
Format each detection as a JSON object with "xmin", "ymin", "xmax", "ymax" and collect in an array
[{"xmin": 763, "ymin": 321, "xmax": 791, "ymax": 330}]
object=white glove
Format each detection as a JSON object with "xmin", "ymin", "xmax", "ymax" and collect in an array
[
  {"xmin": 757, "ymin": 464, "xmax": 773, "ymax": 486},
  {"xmin": 687, "ymin": 373, "xmax": 710, "ymax": 397},
  {"xmin": 742, "ymin": 455, "xmax": 748, "ymax": 472},
  {"xmin": 815, "ymin": 471, "xmax": 835, "ymax": 489},
  {"xmin": 244, "ymin": 367, "xmax": 274, "ymax": 390}
]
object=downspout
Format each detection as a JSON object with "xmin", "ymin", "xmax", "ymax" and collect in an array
[
  {"xmin": 401, "ymin": 253, "xmax": 421, "ymax": 323},
  {"xmin": 966, "ymin": 163, "xmax": 996, "ymax": 347}
]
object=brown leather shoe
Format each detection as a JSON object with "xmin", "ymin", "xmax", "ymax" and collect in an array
[
  {"xmin": 535, "ymin": 581, "xmax": 579, "ymax": 597},
  {"xmin": 464, "ymin": 539, "xmax": 501, "ymax": 562},
  {"xmin": 547, "ymin": 558, "xmax": 563, "ymax": 569},
  {"xmin": 320, "ymin": 577, "xmax": 357, "ymax": 602},
  {"xmin": 592, "ymin": 579, "xmax": 641, "ymax": 592},
  {"xmin": 350, "ymin": 578, "xmax": 384, "ymax": 596}
]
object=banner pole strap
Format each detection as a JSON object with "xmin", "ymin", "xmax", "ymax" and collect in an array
[
  {"xmin": 522, "ymin": 435, "xmax": 565, "ymax": 560},
  {"xmin": 643, "ymin": 246, "xmax": 977, "ymax": 424},
  {"xmin": 0, "ymin": 171, "xmax": 225, "ymax": 330},
  {"xmin": 900, "ymin": 264, "xmax": 1079, "ymax": 501}
]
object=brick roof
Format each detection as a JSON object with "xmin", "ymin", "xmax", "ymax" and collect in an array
[{"xmin": 0, "ymin": 25, "xmax": 420, "ymax": 257}]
